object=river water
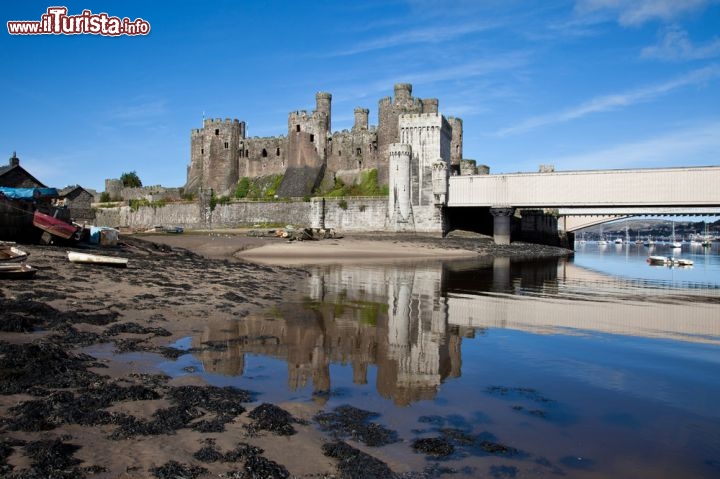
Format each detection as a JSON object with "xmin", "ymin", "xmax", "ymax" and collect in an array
[{"xmin": 163, "ymin": 241, "xmax": 720, "ymax": 478}]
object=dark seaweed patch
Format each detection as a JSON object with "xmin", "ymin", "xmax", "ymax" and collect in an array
[
  {"xmin": 246, "ymin": 403, "xmax": 297, "ymax": 436},
  {"xmin": 18, "ymin": 438, "xmax": 85, "ymax": 479},
  {"xmin": 314, "ymin": 405, "xmax": 399, "ymax": 447},
  {"xmin": 322, "ymin": 441, "xmax": 395, "ymax": 479},
  {"xmin": 411, "ymin": 437, "xmax": 455, "ymax": 457},
  {"xmin": 149, "ymin": 460, "xmax": 208, "ymax": 479}
]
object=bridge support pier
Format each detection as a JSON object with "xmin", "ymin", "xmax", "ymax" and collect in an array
[{"xmin": 490, "ymin": 207, "xmax": 515, "ymax": 245}]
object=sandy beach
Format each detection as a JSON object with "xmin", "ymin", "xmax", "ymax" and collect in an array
[{"xmin": 0, "ymin": 232, "xmax": 571, "ymax": 478}]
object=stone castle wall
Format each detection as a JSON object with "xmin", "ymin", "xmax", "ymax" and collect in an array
[{"xmin": 184, "ymin": 84, "xmax": 464, "ymax": 200}]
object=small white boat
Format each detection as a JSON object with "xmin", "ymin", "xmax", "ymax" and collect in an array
[
  {"xmin": 67, "ymin": 251, "xmax": 128, "ymax": 267},
  {"xmin": 646, "ymin": 256, "xmax": 694, "ymax": 267}
]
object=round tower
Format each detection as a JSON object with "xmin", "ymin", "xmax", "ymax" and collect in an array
[
  {"xmin": 422, "ymin": 98, "xmax": 439, "ymax": 114},
  {"xmin": 394, "ymin": 83, "xmax": 412, "ymax": 105},
  {"xmin": 353, "ymin": 107, "xmax": 369, "ymax": 131},
  {"xmin": 449, "ymin": 117, "xmax": 463, "ymax": 166},
  {"xmin": 388, "ymin": 143, "xmax": 412, "ymax": 224},
  {"xmin": 315, "ymin": 92, "xmax": 332, "ymax": 133}
]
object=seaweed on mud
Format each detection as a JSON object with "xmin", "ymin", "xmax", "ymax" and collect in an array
[
  {"xmin": 0, "ymin": 342, "xmax": 102, "ymax": 395},
  {"xmin": 104, "ymin": 322, "xmax": 172, "ymax": 337},
  {"xmin": 322, "ymin": 441, "xmax": 395, "ymax": 479},
  {"xmin": 157, "ymin": 346, "xmax": 188, "ymax": 359},
  {"xmin": 314, "ymin": 405, "xmax": 399, "ymax": 447},
  {"xmin": 479, "ymin": 440, "xmax": 520, "ymax": 456},
  {"xmin": 0, "ymin": 439, "xmax": 18, "ymax": 475},
  {"xmin": 5, "ymin": 383, "xmax": 160, "ymax": 432},
  {"xmin": 149, "ymin": 460, "xmax": 208, "ymax": 479},
  {"xmin": 113, "ymin": 337, "xmax": 148, "ymax": 352},
  {"xmin": 238, "ymin": 454, "xmax": 290, "ymax": 478},
  {"xmin": 49, "ymin": 325, "xmax": 105, "ymax": 347},
  {"xmin": 222, "ymin": 443, "xmax": 265, "ymax": 463},
  {"xmin": 193, "ymin": 444, "xmax": 225, "ymax": 463},
  {"xmin": 191, "ymin": 414, "xmax": 236, "ymax": 433},
  {"xmin": 246, "ymin": 403, "xmax": 298, "ymax": 436},
  {"xmin": 193, "ymin": 442, "xmax": 289, "ymax": 477},
  {"xmin": 167, "ymin": 385, "xmax": 252, "ymax": 415},
  {"xmin": 110, "ymin": 385, "xmax": 251, "ymax": 439},
  {"xmin": 15, "ymin": 438, "xmax": 86, "ymax": 479},
  {"xmin": 411, "ymin": 437, "xmax": 455, "ymax": 457},
  {"xmin": 110, "ymin": 405, "xmax": 202, "ymax": 439}
]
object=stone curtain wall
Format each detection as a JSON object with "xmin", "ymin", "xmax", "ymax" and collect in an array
[
  {"xmin": 93, "ymin": 197, "xmax": 450, "ymax": 235},
  {"xmin": 319, "ymin": 197, "xmax": 388, "ymax": 231}
]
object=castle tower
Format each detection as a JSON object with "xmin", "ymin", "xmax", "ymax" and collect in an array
[
  {"xmin": 388, "ymin": 143, "xmax": 413, "ymax": 231},
  {"xmin": 394, "ymin": 83, "xmax": 412, "ymax": 105},
  {"xmin": 315, "ymin": 92, "xmax": 332, "ymax": 133},
  {"xmin": 421, "ymin": 98, "xmax": 439, "ymax": 114},
  {"xmin": 353, "ymin": 107, "xmax": 369, "ymax": 131},
  {"xmin": 186, "ymin": 118, "xmax": 245, "ymax": 196},
  {"xmin": 448, "ymin": 117, "xmax": 463, "ymax": 168}
]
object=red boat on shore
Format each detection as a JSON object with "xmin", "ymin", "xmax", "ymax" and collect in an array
[{"xmin": 32, "ymin": 210, "xmax": 79, "ymax": 240}]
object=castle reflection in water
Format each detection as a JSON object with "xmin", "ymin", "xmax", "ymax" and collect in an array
[{"xmin": 194, "ymin": 256, "xmax": 719, "ymax": 406}]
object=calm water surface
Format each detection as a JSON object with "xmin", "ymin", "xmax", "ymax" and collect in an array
[{"xmin": 162, "ymin": 241, "xmax": 720, "ymax": 478}]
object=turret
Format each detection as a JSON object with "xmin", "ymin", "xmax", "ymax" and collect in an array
[
  {"xmin": 315, "ymin": 92, "xmax": 332, "ymax": 133},
  {"xmin": 422, "ymin": 98, "xmax": 438, "ymax": 114},
  {"xmin": 353, "ymin": 107, "xmax": 369, "ymax": 131},
  {"xmin": 388, "ymin": 143, "xmax": 413, "ymax": 226},
  {"xmin": 394, "ymin": 83, "xmax": 412, "ymax": 105}
]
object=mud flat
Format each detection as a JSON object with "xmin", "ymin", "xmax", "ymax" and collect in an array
[{"xmin": 0, "ymin": 233, "xmax": 571, "ymax": 478}]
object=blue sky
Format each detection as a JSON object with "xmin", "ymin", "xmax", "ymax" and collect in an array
[{"xmin": 1, "ymin": 0, "xmax": 719, "ymax": 192}]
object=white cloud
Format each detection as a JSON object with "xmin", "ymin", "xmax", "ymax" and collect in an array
[
  {"xmin": 535, "ymin": 121, "xmax": 720, "ymax": 170},
  {"xmin": 495, "ymin": 65, "xmax": 720, "ymax": 136},
  {"xmin": 574, "ymin": 0, "xmax": 711, "ymax": 26},
  {"xmin": 642, "ymin": 26, "xmax": 720, "ymax": 61},
  {"xmin": 328, "ymin": 20, "xmax": 495, "ymax": 57}
]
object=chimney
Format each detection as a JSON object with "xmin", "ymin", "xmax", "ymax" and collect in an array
[{"xmin": 9, "ymin": 151, "xmax": 19, "ymax": 167}]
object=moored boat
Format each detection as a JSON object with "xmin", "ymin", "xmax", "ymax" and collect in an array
[
  {"xmin": 0, "ymin": 263, "xmax": 37, "ymax": 279},
  {"xmin": 646, "ymin": 255, "xmax": 694, "ymax": 267},
  {"xmin": 0, "ymin": 245, "xmax": 29, "ymax": 262},
  {"xmin": 67, "ymin": 251, "xmax": 128, "ymax": 267}
]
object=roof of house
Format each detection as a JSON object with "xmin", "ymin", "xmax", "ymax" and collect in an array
[{"xmin": 0, "ymin": 163, "xmax": 46, "ymax": 188}]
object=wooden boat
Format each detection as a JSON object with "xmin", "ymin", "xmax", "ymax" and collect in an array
[
  {"xmin": 0, "ymin": 263, "xmax": 37, "ymax": 279},
  {"xmin": 67, "ymin": 251, "xmax": 128, "ymax": 267},
  {"xmin": 33, "ymin": 210, "xmax": 79, "ymax": 240},
  {"xmin": 0, "ymin": 245, "xmax": 29, "ymax": 262}
]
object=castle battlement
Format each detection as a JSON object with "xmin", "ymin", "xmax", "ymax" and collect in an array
[{"xmin": 203, "ymin": 118, "xmax": 241, "ymax": 127}]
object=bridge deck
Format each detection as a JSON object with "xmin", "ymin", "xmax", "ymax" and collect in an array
[{"xmin": 447, "ymin": 166, "xmax": 720, "ymax": 208}]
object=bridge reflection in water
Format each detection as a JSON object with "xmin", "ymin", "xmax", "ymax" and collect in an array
[{"xmin": 193, "ymin": 256, "xmax": 720, "ymax": 406}]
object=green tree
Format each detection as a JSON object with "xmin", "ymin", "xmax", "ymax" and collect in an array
[{"xmin": 120, "ymin": 171, "xmax": 142, "ymax": 188}]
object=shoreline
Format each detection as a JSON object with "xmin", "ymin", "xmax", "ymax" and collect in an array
[{"xmin": 0, "ymin": 233, "xmax": 572, "ymax": 478}]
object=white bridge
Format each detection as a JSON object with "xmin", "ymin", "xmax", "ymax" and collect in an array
[{"xmin": 446, "ymin": 166, "xmax": 720, "ymax": 243}]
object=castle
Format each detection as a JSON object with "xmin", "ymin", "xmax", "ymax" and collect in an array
[{"xmin": 186, "ymin": 83, "xmax": 487, "ymax": 233}]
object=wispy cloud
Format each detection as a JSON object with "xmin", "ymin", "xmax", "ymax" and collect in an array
[
  {"xmin": 642, "ymin": 26, "xmax": 720, "ymax": 61},
  {"xmin": 495, "ymin": 65, "xmax": 720, "ymax": 136},
  {"xmin": 108, "ymin": 99, "xmax": 167, "ymax": 122},
  {"xmin": 534, "ymin": 121, "xmax": 720, "ymax": 170},
  {"xmin": 574, "ymin": 0, "xmax": 712, "ymax": 26},
  {"xmin": 327, "ymin": 21, "xmax": 496, "ymax": 57}
]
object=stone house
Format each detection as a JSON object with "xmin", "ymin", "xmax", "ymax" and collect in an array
[{"xmin": 59, "ymin": 185, "xmax": 95, "ymax": 223}]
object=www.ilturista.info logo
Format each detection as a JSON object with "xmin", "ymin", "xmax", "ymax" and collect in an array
[{"xmin": 7, "ymin": 7, "xmax": 150, "ymax": 36}]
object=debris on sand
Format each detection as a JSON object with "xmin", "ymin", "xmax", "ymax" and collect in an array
[
  {"xmin": 322, "ymin": 440, "xmax": 395, "ymax": 479},
  {"xmin": 314, "ymin": 405, "xmax": 399, "ymax": 447}
]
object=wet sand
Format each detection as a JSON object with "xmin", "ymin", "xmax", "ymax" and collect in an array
[{"xmin": 0, "ymin": 232, "xmax": 571, "ymax": 478}]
